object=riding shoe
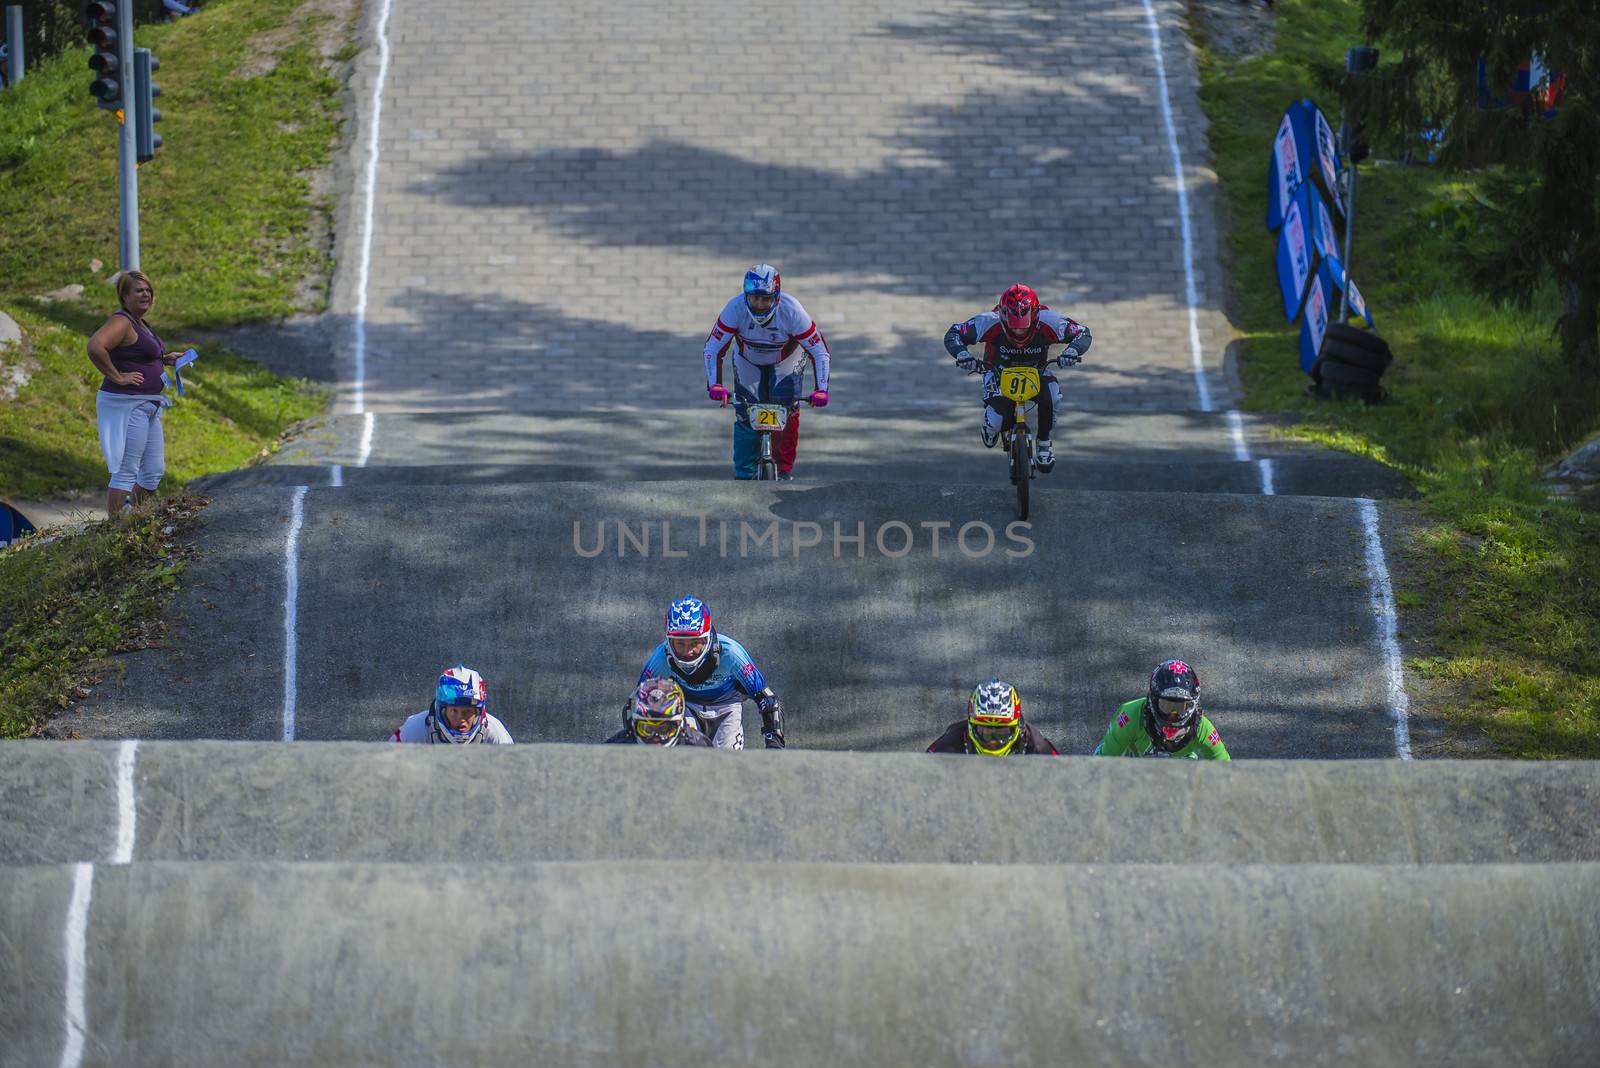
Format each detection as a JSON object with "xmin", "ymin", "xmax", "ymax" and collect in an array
[
  {"xmin": 1036, "ymin": 440, "xmax": 1055, "ymax": 471},
  {"xmin": 981, "ymin": 424, "xmax": 1000, "ymax": 449}
]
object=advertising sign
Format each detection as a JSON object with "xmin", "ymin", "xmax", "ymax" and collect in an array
[
  {"xmin": 1267, "ymin": 100, "xmax": 1343, "ymax": 231},
  {"xmin": 1266, "ymin": 107, "xmax": 1303, "ymax": 231},
  {"xmin": 1318, "ymin": 260, "xmax": 1375, "ymax": 330},
  {"xmin": 1, "ymin": 502, "xmax": 36, "ymax": 547},
  {"xmin": 1307, "ymin": 182, "xmax": 1344, "ymax": 282},
  {"xmin": 1274, "ymin": 192, "xmax": 1314, "ymax": 322},
  {"xmin": 1298, "ymin": 267, "xmax": 1331, "ymax": 373}
]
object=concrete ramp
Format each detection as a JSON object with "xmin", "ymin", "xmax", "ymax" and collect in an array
[
  {"xmin": 3, "ymin": 743, "xmax": 1597, "ymax": 867},
  {"xmin": 4, "ymin": 860, "xmax": 1597, "ymax": 1067}
]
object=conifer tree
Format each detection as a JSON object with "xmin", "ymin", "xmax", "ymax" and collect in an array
[{"xmin": 1349, "ymin": 1, "xmax": 1598, "ymax": 372}]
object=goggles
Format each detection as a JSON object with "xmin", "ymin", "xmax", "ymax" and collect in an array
[
  {"xmin": 1154, "ymin": 694, "xmax": 1198, "ymax": 726},
  {"xmin": 633, "ymin": 716, "xmax": 683, "ymax": 745},
  {"xmin": 969, "ymin": 721, "xmax": 1021, "ymax": 755}
]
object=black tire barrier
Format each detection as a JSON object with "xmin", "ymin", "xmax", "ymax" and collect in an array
[
  {"xmin": 1320, "ymin": 336, "xmax": 1393, "ymax": 374},
  {"xmin": 1323, "ymin": 321, "xmax": 1392, "ymax": 357},
  {"xmin": 1319, "ymin": 358, "xmax": 1384, "ymax": 388}
]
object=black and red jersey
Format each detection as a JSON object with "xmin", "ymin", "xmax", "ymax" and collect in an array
[
  {"xmin": 925, "ymin": 720, "xmax": 1059, "ymax": 755},
  {"xmin": 945, "ymin": 308, "xmax": 1091, "ymax": 371}
]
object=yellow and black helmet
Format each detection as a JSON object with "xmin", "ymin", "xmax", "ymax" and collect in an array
[{"xmin": 967, "ymin": 679, "xmax": 1024, "ymax": 756}]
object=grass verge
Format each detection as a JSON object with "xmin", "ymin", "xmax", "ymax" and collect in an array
[
  {"xmin": 0, "ymin": 0, "xmax": 344, "ymax": 500},
  {"xmin": 1192, "ymin": 0, "xmax": 1600, "ymax": 757},
  {"xmin": 0, "ymin": 0, "xmax": 350, "ymax": 733},
  {"xmin": 0, "ymin": 494, "xmax": 205, "ymax": 736}
]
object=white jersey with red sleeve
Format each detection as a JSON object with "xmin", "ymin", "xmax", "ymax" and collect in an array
[
  {"xmin": 392, "ymin": 709, "xmax": 515, "ymax": 744},
  {"xmin": 703, "ymin": 292, "xmax": 831, "ymax": 390}
]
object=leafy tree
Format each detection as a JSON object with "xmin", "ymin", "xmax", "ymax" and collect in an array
[
  {"xmin": 1346, "ymin": 1, "xmax": 1599, "ymax": 373},
  {"xmin": 9, "ymin": 0, "xmax": 173, "ymax": 69}
]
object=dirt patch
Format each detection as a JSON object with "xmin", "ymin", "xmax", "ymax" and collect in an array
[
  {"xmin": 237, "ymin": 0, "xmax": 361, "ymax": 79},
  {"xmin": 1188, "ymin": 0, "xmax": 1276, "ymax": 60}
]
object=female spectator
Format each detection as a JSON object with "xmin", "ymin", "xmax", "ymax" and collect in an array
[{"xmin": 87, "ymin": 271, "xmax": 187, "ymax": 517}]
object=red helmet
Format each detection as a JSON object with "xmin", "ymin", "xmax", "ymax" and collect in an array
[{"xmin": 997, "ymin": 284, "xmax": 1040, "ymax": 338}]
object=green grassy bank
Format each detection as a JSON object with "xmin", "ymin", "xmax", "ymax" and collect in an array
[
  {"xmin": 1193, "ymin": 0, "xmax": 1600, "ymax": 757},
  {"xmin": 0, "ymin": 0, "xmax": 350, "ymax": 734}
]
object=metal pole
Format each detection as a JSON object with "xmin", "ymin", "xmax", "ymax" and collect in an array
[
  {"xmin": 1338, "ymin": 164, "xmax": 1357, "ymax": 323},
  {"xmin": 1338, "ymin": 46, "xmax": 1379, "ymax": 326},
  {"xmin": 117, "ymin": 0, "xmax": 139, "ymax": 270},
  {"xmin": 3, "ymin": 6, "xmax": 22, "ymax": 87}
]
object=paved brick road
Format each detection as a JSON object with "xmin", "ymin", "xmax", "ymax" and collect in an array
[{"xmin": 333, "ymin": 0, "xmax": 1234, "ymax": 425}]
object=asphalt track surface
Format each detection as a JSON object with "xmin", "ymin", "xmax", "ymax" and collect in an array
[{"xmin": 75, "ymin": 480, "xmax": 1406, "ymax": 756}]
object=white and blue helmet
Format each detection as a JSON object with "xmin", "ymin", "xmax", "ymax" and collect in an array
[
  {"xmin": 665, "ymin": 595, "xmax": 717, "ymax": 675},
  {"xmin": 428, "ymin": 664, "xmax": 489, "ymax": 744},
  {"xmin": 742, "ymin": 263, "xmax": 782, "ymax": 326}
]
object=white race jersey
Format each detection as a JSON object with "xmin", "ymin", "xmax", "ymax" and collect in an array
[
  {"xmin": 703, "ymin": 292, "xmax": 831, "ymax": 389},
  {"xmin": 392, "ymin": 710, "xmax": 515, "ymax": 744}
]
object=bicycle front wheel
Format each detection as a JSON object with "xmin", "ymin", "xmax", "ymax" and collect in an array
[{"xmin": 1012, "ymin": 425, "xmax": 1031, "ymax": 521}]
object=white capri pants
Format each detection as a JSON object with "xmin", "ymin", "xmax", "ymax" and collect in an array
[
  {"xmin": 687, "ymin": 699, "xmax": 746, "ymax": 750},
  {"xmin": 96, "ymin": 391, "xmax": 166, "ymax": 492}
]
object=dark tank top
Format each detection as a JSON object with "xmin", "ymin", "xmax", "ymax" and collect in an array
[{"xmin": 100, "ymin": 310, "xmax": 165, "ymax": 396}]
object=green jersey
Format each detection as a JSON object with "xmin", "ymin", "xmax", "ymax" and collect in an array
[{"xmin": 1093, "ymin": 699, "xmax": 1230, "ymax": 760}]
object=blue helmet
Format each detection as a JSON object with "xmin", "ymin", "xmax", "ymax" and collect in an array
[
  {"xmin": 742, "ymin": 263, "xmax": 781, "ymax": 326},
  {"xmin": 429, "ymin": 664, "xmax": 488, "ymax": 744},
  {"xmin": 664, "ymin": 595, "xmax": 717, "ymax": 676}
]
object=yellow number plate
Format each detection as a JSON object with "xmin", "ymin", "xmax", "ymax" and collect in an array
[
  {"xmin": 998, "ymin": 367, "xmax": 1041, "ymax": 402},
  {"xmin": 748, "ymin": 403, "xmax": 789, "ymax": 431}
]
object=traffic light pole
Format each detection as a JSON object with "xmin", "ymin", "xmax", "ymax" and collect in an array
[{"xmin": 116, "ymin": 0, "xmax": 140, "ymax": 271}]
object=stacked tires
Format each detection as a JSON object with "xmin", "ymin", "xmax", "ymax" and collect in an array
[{"xmin": 1311, "ymin": 322, "xmax": 1391, "ymax": 402}]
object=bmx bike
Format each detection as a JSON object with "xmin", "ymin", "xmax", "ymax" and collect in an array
[
  {"xmin": 969, "ymin": 364, "xmax": 1043, "ymax": 521},
  {"xmin": 745, "ymin": 397, "xmax": 815, "ymax": 482}
]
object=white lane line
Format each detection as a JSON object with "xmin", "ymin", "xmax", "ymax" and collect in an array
[
  {"xmin": 357, "ymin": 410, "xmax": 375, "ymax": 467},
  {"xmin": 111, "ymin": 741, "xmax": 137, "ymax": 865},
  {"xmin": 1139, "ymin": 0, "xmax": 1211, "ymax": 414},
  {"xmin": 1225, "ymin": 410, "xmax": 1250, "ymax": 462},
  {"xmin": 283, "ymin": 486, "xmax": 309, "ymax": 741},
  {"xmin": 1359, "ymin": 498, "xmax": 1413, "ymax": 759},
  {"xmin": 58, "ymin": 862, "xmax": 93, "ymax": 1068},
  {"xmin": 1258, "ymin": 458, "xmax": 1276, "ymax": 496},
  {"xmin": 329, "ymin": 464, "xmax": 343, "ymax": 487},
  {"xmin": 1141, "ymin": 0, "xmax": 1277, "ymax": 498},
  {"xmin": 351, "ymin": 0, "xmax": 395, "ymax": 416}
]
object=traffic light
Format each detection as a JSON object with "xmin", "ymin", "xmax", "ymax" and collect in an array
[
  {"xmin": 1342, "ymin": 46, "xmax": 1380, "ymax": 165},
  {"xmin": 86, "ymin": 1, "xmax": 120, "ymax": 109},
  {"xmin": 134, "ymin": 48, "xmax": 161, "ymax": 162}
]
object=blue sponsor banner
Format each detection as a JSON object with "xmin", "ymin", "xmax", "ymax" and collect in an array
[
  {"xmin": 1267, "ymin": 99, "xmax": 1342, "ymax": 232},
  {"xmin": 1274, "ymin": 185, "xmax": 1315, "ymax": 322},
  {"xmin": 1298, "ymin": 266, "xmax": 1334, "ymax": 373},
  {"xmin": 1, "ymin": 502, "xmax": 36, "ymax": 547},
  {"xmin": 1266, "ymin": 104, "xmax": 1306, "ymax": 231},
  {"xmin": 1318, "ymin": 260, "xmax": 1376, "ymax": 331},
  {"xmin": 1308, "ymin": 103, "xmax": 1341, "ymax": 200},
  {"xmin": 1306, "ymin": 182, "xmax": 1344, "ymax": 283}
]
